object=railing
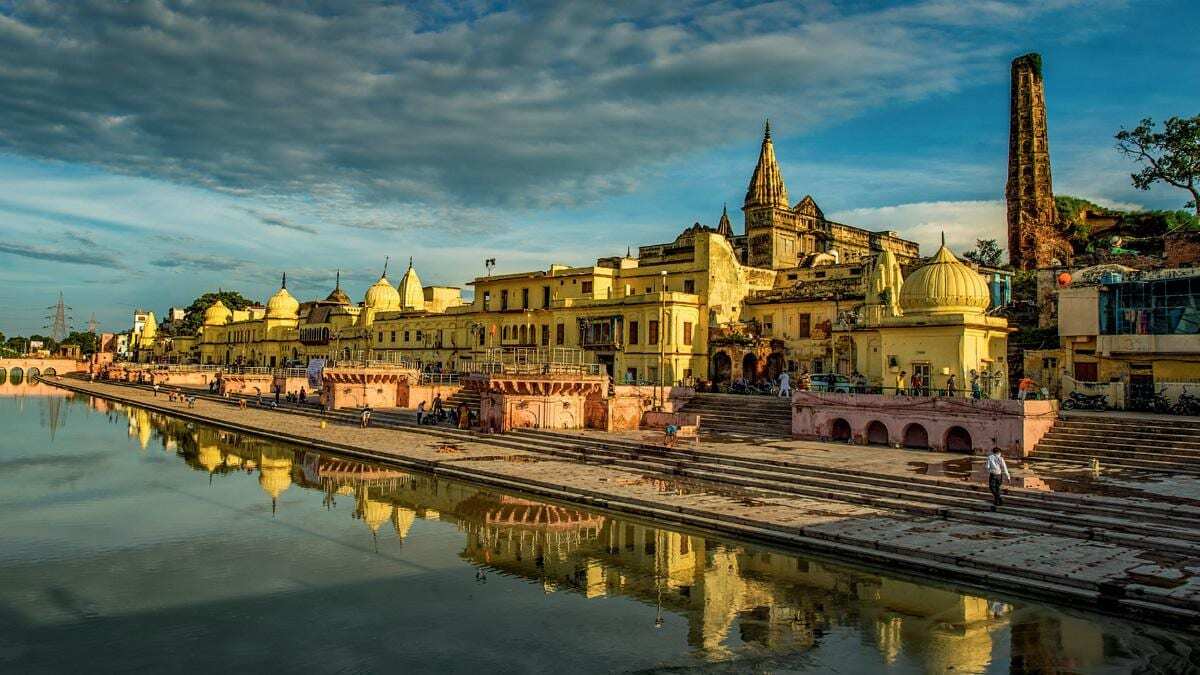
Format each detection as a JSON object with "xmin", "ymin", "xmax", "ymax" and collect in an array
[
  {"xmin": 419, "ymin": 372, "xmax": 460, "ymax": 385},
  {"xmin": 276, "ymin": 368, "xmax": 309, "ymax": 378}
]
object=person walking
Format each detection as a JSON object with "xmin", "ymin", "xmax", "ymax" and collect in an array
[
  {"xmin": 416, "ymin": 400, "xmax": 426, "ymax": 425},
  {"xmin": 777, "ymin": 371, "xmax": 791, "ymax": 398},
  {"xmin": 433, "ymin": 393, "xmax": 444, "ymax": 418},
  {"xmin": 911, "ymin": 372, "xmax": 924, "ymax": 396},
  {"xmin": 274, "ymin": 384, "xmax": 281, "ymax": 405},
  {"xmin": 970, "ymin": 369, "xmax": 981, "ymax": 400},
  {"xmin": 946, "ymin": 373, "xmax": 958, "ymax": 397},
  {"xmin": 894, "ymin": 371, "xmax": 907, "ymax": 396},
  {"xmin": 360, "ymin": 406, "xmax": 372, "ymax": 428},
  {"xmin": 153, "ymin": 382, "xmax": 160, "ymax": 397},
  {"xmin": 985, "ymin": 447, "xmax": 1011, "ymax": 510},
  {"xmin": 299, "ymin": 387, "xmax": 307, "ymax": 404}
]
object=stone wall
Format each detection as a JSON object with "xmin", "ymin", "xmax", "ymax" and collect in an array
[{"xmin": 1165, "ymin": 229, "xmax": 1200, "ymax": 268}]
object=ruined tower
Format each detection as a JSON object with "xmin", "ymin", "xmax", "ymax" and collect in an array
[{"xmin": 1006, "ymin": 53, "xmax": 1071, "ymax": 270}]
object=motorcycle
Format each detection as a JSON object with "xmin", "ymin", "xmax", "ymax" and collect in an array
[
  {"xmin": 1061, "ymin": 390, "xmax": 1108, "ymax": 411},
  {"xmin": 1146, "ymin": 386, "xmax": 1175, "ymax": 414},
  {"xmin": 1173, "ymin": 387, "xmax": 1200, "ymax": 416}
]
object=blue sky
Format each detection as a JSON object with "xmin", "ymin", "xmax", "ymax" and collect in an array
[{"xmin": 0, "ymin": 0, "xmax": 1197, "ymax": 336}]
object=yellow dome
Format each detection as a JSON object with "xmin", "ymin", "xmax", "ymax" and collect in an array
[
  {"xmin": 198, "ymin": 445, "xmax": 223, "ymax": 473},
  {"xmin": 265, "ymin": 274, "xmax": 300, "ymax": 319},
  {"xmin": 203, "ymin": 299, "xmax": 233, "ymax": 326},
  {"xmin": 364, "ymin": 275, "xmax": 400, "ymax": 310},
  {"xmin": 392, "ymin": 507, "xmax": 416, "ymax": 539},
  {"xmin": 397, "ymin": 258, "xmax": 425, "ymax": 310},
  {"xmin": 361, "ymin": 498, "xmax": 394, "ymax": 533},
  {"xmin": 258, "ymin": 451, "xmax": 293, "ymax": 499},
  {"xmin": 899, "ymin": 244, "xmax": 991, "ymax": 316}
]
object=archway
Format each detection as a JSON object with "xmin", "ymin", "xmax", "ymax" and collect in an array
[
  {"xmin": 903, "ymin": 423, "xmax": 930, "ymax": 449},
  {"xmin": 866, "ymin": 420, "xmax": 889, "ymax": 446},
  {"xmin": 519, "ymin": 325, "xmax": 528, "ymax": 344},
  {"xmin": 830, "ymin": 418, "xmax": 852, "ymax": 442},
  {"xmin": 742, "ymin": 353, "xmax": 759, "ymax": 382},
  {"xmin": 28, "ymin": 367, "xmax": 40, "ymax": 380},
  {"xmin": 945, "ymin": 426, "xmax": 973, "ymax": 453},
  {"xmin": 44, "ymin": 367, "xmax": 56, "ymax": 376},
  {"xmin": 766, "ymin": 352, "xmax": 785, "ymax": 381},
  {"xmin": 0, "ymin": 368, "xmax": 6, "ymax": 382},
  {"xmin": 711, "ymin": 352, "xmax": 732, "ymax": 385},
  {"xmin": 9, "ymin": 367, "xmax": 23, "ymax": 385}
]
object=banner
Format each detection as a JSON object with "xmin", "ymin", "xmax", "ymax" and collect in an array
[{"xmin": 306, "ymin": 358, "xmax": 326, "ymax": 389}]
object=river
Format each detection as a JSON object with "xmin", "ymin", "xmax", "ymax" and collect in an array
[{"xmin": 0, "ymin": 386, "xmax": 1195, "ymax": 673}]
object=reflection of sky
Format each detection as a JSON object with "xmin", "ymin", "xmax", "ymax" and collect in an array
[{"xmin": 0, "ymin": 394, "xmax": 1183, "ymax": 673}]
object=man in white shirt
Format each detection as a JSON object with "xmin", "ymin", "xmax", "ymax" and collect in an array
[
  {"xmin": 985, "ymin": 447, "xmax": 1011, "ymax": 510},
  {"xmin": 778, "ymin": 372, "xmax": 791, "ymax": 398}
]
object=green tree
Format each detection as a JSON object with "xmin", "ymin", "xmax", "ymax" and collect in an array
[
  {"xmin": 181, "ymin": 291, "xmax": 254, "ymax": 334},
  {"xmin": 61, "ymin": 331, "xmax": 99, "ymax": 354},
  {"xmin": 961, "ymin": 239, "xmax": 1004, "ymax": 267},
  {"xmin": 1116, "ymin": 115, "xmax": 1200, "ymax": 219}
]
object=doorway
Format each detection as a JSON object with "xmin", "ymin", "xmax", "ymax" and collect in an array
[{"xmin": 712, "ymin": 352, "xmax": 732, "ymax": 385}]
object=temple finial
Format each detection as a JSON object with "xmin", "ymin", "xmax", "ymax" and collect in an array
[
  {"xmin": 941, "ymin": 231, "xmax": 946, "ymax": 248},
  {"xmin": 382, "ymin": 256, "xmax": 389, "ymax": 278},
  {"xmin": 335, "ymin": 269, "xmax": 341, "ymax": 289},
  {"xmin": 281, "ymin": 272, "xmax": 287, "ymax": 289},
  {"xmin": 764, "ymin": 119, "xmax": 771, "ymax": 139},
  {"xmin": 408, "ymin": 256, "xmax": 413, "ymax": 269}
]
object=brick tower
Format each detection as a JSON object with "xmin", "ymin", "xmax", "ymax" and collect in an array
[{"xmin": 1006, "ymin": 53, "xmax": 1071, "ymax": 270}]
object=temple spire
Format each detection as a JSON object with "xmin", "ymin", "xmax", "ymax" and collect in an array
[
  {"xmin": 335, "ymin": 269, "xmax": 341, "ymax": 289},
  {"xmin": 716, "ymin": 202, "xmax": 733, "ymax": 237},
  {"xmin": 743, "ymin": 120, "xmax": 789, "ymax": 211},
  {"xmin": 381, "ymin": 256, "xmax": 389, "ymax": 278},
  {"xmin": 281, "ymin": 272, "xmax": 287, "ymax": 289}
]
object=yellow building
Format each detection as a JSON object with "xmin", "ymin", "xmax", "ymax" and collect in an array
[{"xmin": 142, "ymin": 123, "xmax": 1011, "ymax": 391}]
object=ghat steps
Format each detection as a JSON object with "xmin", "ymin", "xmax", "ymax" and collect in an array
[
  {"xmin": 1032, "ymin": 414, "xmax": 1200, "ymax": 474},
  {"xmin": 678, "ymin": 393, "xmax": 793, "ymax": 438}
]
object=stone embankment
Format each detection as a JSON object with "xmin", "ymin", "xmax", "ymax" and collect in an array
[{"xmin": 47, "ymin": 376, "xmax": 1200, "ymax": 630}]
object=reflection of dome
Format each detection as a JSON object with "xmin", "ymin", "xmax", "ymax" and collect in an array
[
  {"xmin": 397, "ymin": 258, "xmax": 425, "ymax": 310},
  {"xmin": 198, "ymin": 445, "xmax": 223, "ymax": 473},
  {"xmin": 392, "ymin": 506, "xmax": 416, "ymax": 539},
  {"xmin": 258, "ymin": 451, "xmax": 293, "ymax": 500},
  {"xmin": 361, "ymin": 498, "xmax": 393, "ymax": 533},
  {"xmin": 266, "ymin": 275, "xmax": 300, "ymax": 319},
  {"xmin": 364, "ymin": 274, "xmax": 400, "ymax": 310},
  {"xmin": 203, "ymin": 299, "xmax": 233, "ymax": 325},
  {"xmin": 899, "ymin": 244, "xmax": 990, "ymax": 316}
]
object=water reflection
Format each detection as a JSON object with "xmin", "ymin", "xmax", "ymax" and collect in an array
[{"xmin": 117, "ymin": 402, "xmax": 1149, "ymax": 673}]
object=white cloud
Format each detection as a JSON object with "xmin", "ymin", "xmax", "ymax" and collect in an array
[{"xmin": 829, "ymin": 200, "xmax": 1007, "ymax": 255}]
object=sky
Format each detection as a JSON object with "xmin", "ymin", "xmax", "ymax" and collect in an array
[{"xmin": 0, "ymin": 0, "xmax": 1197, "ymax": 337}]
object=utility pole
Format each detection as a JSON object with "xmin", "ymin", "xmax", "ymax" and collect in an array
[{"xmin": 44, "ymin": 291, "xmax": 72, "ymax": 342}]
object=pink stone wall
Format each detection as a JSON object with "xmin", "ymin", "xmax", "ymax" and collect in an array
[
  {"xmin": 642, "ymin": 411, "xmax": 701, "ymax": 430},
  {"xmin": 479, "ymin": 392, "xmax": 587, "ymax": 432},
  {"xmin": 791, "ymin": 391, "xmax": 1059, "ymax": 458},
  {"xmin": 397, "ymin": 382, "xmax": 463, "ymax": 410},
  {"xmin": 325, "ymin": 379, "xmax": 402, "ymax": 410},
  {"xmin": 151, "ymin": 371, "xmax": 216, "ymax": 388},
  {"xmin": 220, "ymin": 374, "xmax": 273, "ymax": 396}
]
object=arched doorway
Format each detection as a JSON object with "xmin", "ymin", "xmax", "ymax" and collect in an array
[
  {"xmin": 44, "ymin": 367, "xmax": 56, "ymax": 376},
  {"xmin": 830, "ymin": 418, "xmax": 852, "ymax": 442},
  {"xmin": 945, "ymin": 426, "xmax": 973, "ymax": 453},
  {"xmin": 903, "ymin": 423, "xmax": 930, "ymax": 449},
  {"xmin": 711, "ymin": 352, "xmax": 732, "ymax": 385},
  {"xmin": 29, "ymin": 367, "xmax": 40, "ymax": 380},
  {"xmin": 742, "ymin": 353, "xmax": 759, "ymax": 382},
  {"xmin": 766, "ymin": 352, "xmax": 785, "ymax": 381},
  {"xmin": 9, "ymin": 367, "xmax": 23, "ymax": 385},
  {"xmin": 0, "ymin": 368, "xmax": 6, "ymax": 382},
  {"xmin": 866, "ymin": 420, "xmax": 889, "ymax": 446}
]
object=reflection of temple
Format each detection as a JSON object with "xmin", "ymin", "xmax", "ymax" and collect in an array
[{"xmin": 137, "ymin": 417, "xmax": 1109, "ymax": 670}]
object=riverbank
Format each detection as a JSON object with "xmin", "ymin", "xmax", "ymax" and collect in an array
[{"xmin": 47, "ymin": 376, "xmax": 1200, "ymax": 629}]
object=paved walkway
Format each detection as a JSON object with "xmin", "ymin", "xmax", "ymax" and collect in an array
[{"xmin": 48, "ymin": 377, "xmax": 1200, "ymax": 627}]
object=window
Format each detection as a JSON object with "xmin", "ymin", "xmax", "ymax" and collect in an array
[
  {"xmin": 541, "ymin": 324, "xmax": 550, "ymax": 346},
  {"xmin": 798, "ymin": 313, "xmax": 811, "ymax": 337},
  {"xmin": 542, "ymin": 286, "xmax": 551, "ymax": 307},
  {"xmin": 787, "ymin": 273, "xmax": 798, "ymax": 281},
  {"xmin": 415, "ymin": 330, "xmax": 424, "ymax": 342},
  {"xmin": 625, "ymin": 367, "xmax": 637, "ymax": 383},
  {"xmin": 581, "ymin": 280, "xmax": 593, "ymax": 295},
  {"xmin": 377, "ymin": 331, "xmax": 383, "ymax": 342},
  {"xmin": 556, "ymin": 323, "xmax": 565, "ymax": 345},
  {"xmin": 763, "ymin": 314, "xmax": 773, "ymax": 335},
  {"xmin": 502, "ymin": 326, "xmax": 509, "ymax": 340},
  {"xmin": 683, "ymin": 322, "xmax": 693, "ymax": 346},
  {"xmin": 501, "ymin": 289, "xmax": 509, "ymax": 310},
  {"xmin": 683, "ymin": 279, "xmax": 695, "ymax": 294},
  {"xmin": 390, "ymin": 331, "xmax": 396, "ymax": 343},
  {"xmin": 814, "ymin": 271, "xmax": 826, "ymax": 278},
  {"xmin": 629, "ymin": 320, "xmax": 639, "ymax": 345},
  {"xmin": 478, "ymin": 329, "xmax": 486, "ymax": 346},
  {"xmin": 648, "ymin": 320, "xmax": 660, "ymax": 345},
  {"xmin": 521, "ymin": 288, "xmax": 529, "ymax": 309},
  {"xmin": 482, "ymin": 291, "xmax": 491, "ymax": 311}
]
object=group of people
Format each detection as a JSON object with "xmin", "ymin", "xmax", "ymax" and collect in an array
[{"xmin": 416, "ymin": 393, "xmax": 475, "ymax": 430}]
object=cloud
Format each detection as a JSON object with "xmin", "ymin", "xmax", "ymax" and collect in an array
[
  {"xmin": 828, "ymin": 200, "xmax": 1007, "ymax": 255},
  {"xmin": 0, "ymin": 241, "xmax": 122, "ymax": 268},
  {"xmin": 247, "ymin": 210, "xmax": 319, "ymax": 235},
  {"xmin": 150, "ymin": 253, "xmax": 244, "ymax": 272},
  {"xmin": 0, "ymin": 0, "xmax": 1092, "ymax": 218}
]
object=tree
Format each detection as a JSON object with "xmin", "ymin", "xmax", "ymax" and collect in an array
[
  {"xmin": 1115, "ymin": 115, "xmax": 1200, "ymax": 219},
  {"xmin": 181, "ymin": 291, "xmax": 255, "ymax": 333},
  {"xmin": 962, "ymin": 239, "xmax": 1004, "ymax": 267},
  {"xmin": 61, "ymin": 330, "xmax": 99, "ymax": 354}
]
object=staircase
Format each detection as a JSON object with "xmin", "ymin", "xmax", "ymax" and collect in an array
[
  {"xmin": 1031, "ymin": 414, "xmax": 1200, "ymax": 474},
  {"xmin": 678, "ymin": 392, "xmax": 793, "ymax": 439},
  {"xmin": 445, "ymin": 387, "xmax": 482, "ymax": 418}
]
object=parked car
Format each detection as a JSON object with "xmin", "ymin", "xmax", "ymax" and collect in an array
[{"xmin": 809, "ymin": 373, "xmax": 852, "ymax": 393}]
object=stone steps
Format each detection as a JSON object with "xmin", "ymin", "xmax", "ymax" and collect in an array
[{"xmin": 679, "ymin": 394, "xmax": 793, "ymax": 438}]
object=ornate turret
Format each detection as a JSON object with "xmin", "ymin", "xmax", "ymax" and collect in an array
[
  {"xmin": 397, "ymin": 257, "xmax": 425, "ymax": 311},
  {"xmin": 715, "ymin": 203, "xmax": 733, "ymax": 238},
  {"xmin": 743, "ymin": 120, "xmax": 790, "ymax": 211},
  {"xmin": 325, "ymin": 269, "xmax": 352, "ymax": 305},
  {"xmin": 863, "ymin": 250, "xmax": 904, "ymax": 325},
  {"xmin": 265, "ymin": 273, "xmax": 300, "ymax": 319},
  {"xmin": 899, "ymin": 237, "xmax": 991, "ymax": 316}
]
